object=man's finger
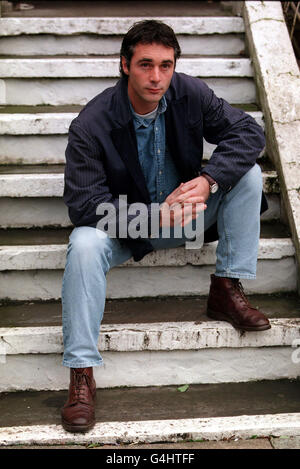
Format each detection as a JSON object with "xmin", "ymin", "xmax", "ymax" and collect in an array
[
  {"xmin": 180, "ymin": 180, "xmax": 197, "ymax": 192},
  {"xmin": 177, "ymin": 193, "xmax": 205, "ymax": 203}
]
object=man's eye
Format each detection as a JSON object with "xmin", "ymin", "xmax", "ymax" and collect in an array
[{"xmin": 141, "ymin": 63, "xmax": 150, "ymax": 68}]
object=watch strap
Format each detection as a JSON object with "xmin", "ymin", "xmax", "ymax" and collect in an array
[{"xmin": 201, "ymin": 172, "xmax": 216, "ymax": 186}]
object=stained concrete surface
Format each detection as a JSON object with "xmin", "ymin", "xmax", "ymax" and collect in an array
[
  {"xmin": 1, "ymin": 379, "xmax": 300, "ymax": 428},
  {"xmin": 4, "ymin": 436, "xmax": 300, "ymax": 449},
  {"xmin": 270, "ymin": 436, "xmax": 300, "ymax": 449},
  {"xmin": 1, "ymin": 439, "xmax": 274, "ymax": 449},
  {"xmin": 0, "ymin": 292, "xmax": 299, "ymax": 328},
  {"xmin": 0, "ymin": 164, "xmax": 65, "ymax": 174},
  {"xmin": 0, "ymin": 104, "xmax": 260, "ymax": 114},
  {"xmin": 2, "ymin": 1, "xmax": 234, "ymax": 18},
  {"xmin": 0, "ymin": 104, "xmax": 83, "ymax": 113},
  {"xmin": 0, "ymin": 220, "xmax": 291, "ymax": 246}
]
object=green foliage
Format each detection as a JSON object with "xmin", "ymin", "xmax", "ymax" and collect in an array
[{"xmin": 177, "ymin": 384, "xmax": 189, "ymax": 393}]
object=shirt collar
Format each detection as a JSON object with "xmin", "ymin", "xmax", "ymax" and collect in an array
[{"xmin": 131, "ymin": 95, "xmax": 167, "ymax": 129}]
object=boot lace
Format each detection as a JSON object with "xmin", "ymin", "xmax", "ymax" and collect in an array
[
  {"xmin": 72, "ymin": 371, "xmax": 91, "ymax": 404},
  {"xmin": 231, "ymin": 279, "xmax": 252, "ymax": 309}
]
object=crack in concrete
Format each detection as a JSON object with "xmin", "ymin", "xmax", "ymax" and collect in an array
[
  {"xmin": 273, "ymin": 119, "xmax": 300, "ymax": 125},
  {"xmin": 0, "ymin": 336, "xmax": 10, "ymax": 346},
  {"xmin": 250, "ymin": 18, "xmax": 284, "ymax": 25},
  {"xmin": 277, "ymin": 72, "xmax": 300, "ymax": 78},
  {"xmin": 0, "ymin": 335, "xmax": 12, "ymax": 358},
  {"xmin": 287, "ymin": 188, "xmax": 300, "ymax": 193}
]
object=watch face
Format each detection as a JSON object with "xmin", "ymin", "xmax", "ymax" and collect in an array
[{"xmin": 211, "ymin": 183, "xmax": 218, "ymax": 194}]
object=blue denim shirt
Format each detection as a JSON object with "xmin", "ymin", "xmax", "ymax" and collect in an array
[{"xmin": 131, "ymin": 96, "xmax": 181, "ymax": 204}]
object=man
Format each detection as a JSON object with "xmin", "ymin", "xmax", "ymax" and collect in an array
[{"xmin": 61, "ymin": 20, "xmax": 270, "ymax": 433}]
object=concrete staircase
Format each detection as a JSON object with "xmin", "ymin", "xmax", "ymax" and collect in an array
[{"xmin": 0, "ymin": 0, "xmax": 299, "ymax": 446}]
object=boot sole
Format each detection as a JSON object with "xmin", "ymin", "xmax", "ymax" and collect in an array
[
  {"xmin": 61, "ymin": 418, "xmax": 96, "ymax": 433},
  {"xmin": 207, "ymin": 309, "xmax": 271, "ymax": 332}
]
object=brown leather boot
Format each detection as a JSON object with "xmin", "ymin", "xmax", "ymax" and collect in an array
[
  {"xmin": 207, "ymin": 274, "xmax": 271, "ymax": 331},
  {"xmin": 61, "ymin": 367, "xmax": 96, "ymax": 433}
]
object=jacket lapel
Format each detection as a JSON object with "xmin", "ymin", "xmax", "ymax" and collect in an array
[
  {"xmin": 111, "ymin": 122, "xmax": 151, "ymax": 204},
  {"xmin": 165, "ymin": 96, "xmax": 192, "ymax": 181},
  {"xmin": 111, "ymin": 79, "xmax": 151, "ymax": 203}
]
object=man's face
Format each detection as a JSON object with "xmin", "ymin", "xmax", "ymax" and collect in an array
[{"xmin": 121, "ymin": 42, "xmax": 175, "ymax": 115}]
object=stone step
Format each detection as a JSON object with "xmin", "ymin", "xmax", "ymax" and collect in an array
[
  {"xmin": 1, "ymin": 379, "xmax": 300, "ymax": 445},
  {"xmin": 0, "ymin": 34, "xmax": 246, "ymax": 57},
  {"xmin": 0, "ymin": 224, "xmax": 296, "ymax": 301},
  {"xmin": 1, "ymin": 324, "xmax": 300, "ymax": 391},
  {"xmin": 0, "ymin": 194, "xmax": 283, "ymax": 228},
  {"xmin": 2, "ymin": 316, "xmax": 299, "ymax": 356},
  {"xmin": 0, "ymin": 169, "xmax": 281, "ymax": 227},
  {"xmin": 0, "ymin": 16, "xmax": 245, "ymax": 37},
  {"xmin": 0, "ymin": 57, "xmax": 253, "ymax": 78},
  {"xmin": 2, "ymin": 290, "xmax": 300, "ymax": 395},
  {"xmin": 0, "ymin": 293, "xmax": 299, "ymax": 391},
  {"xmin": 0, "ymin": 105, "xmax": 263, "ymax": 164},
  {"xmin": 0, "ymin": 109, "xmax": 264, "ymax": 135},
  {"xmin": 0, "ymin": 168, "xmax": 277, "ymax": 197},
  {"xmin": 0, "ymin": 234, "xmax": 294, "ymax": 271},
  {"xmin": 0, "ymin": 77, "xmax": 256, "ymax": 106},
  {"xmin": 0, "ymin": 253, "xmax": 296, "ymax": 301}
]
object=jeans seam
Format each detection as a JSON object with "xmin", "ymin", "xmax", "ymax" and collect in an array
[
  {"xmin": 62, "ymin": 359, "xmax": 104, "ymax": 368},
  {"xmin": 221, "ymin": 200, "xmax": 231, "ymax": 274},
  {"xmin": 214, "ymin": 272, "xmax": 256, "ymax": 279}
]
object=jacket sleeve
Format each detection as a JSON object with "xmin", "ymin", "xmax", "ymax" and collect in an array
[
  {"xmin": 63, "ymin": 122, "xmax": 159, "ymax": 240},
  {"xmin": 198, "ymin": 80, "xmax": 265, "ymax": 191}
]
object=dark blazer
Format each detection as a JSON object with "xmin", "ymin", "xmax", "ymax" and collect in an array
[{"xmin": 64, "ymin": 72, "xmax": 267, "ymax": 261}]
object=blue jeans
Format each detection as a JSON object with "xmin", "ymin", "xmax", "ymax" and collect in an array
[{"xmin": 61, "ymin": 164, "xmax": 263, "ymax": 368}]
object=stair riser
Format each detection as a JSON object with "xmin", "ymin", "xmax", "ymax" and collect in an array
[
  {"xmin": 0, "ymin": 133, "xmax": 263, "ymax": 164},
  {"xmin": 0, "ymin": 347, "xmax": 299, "ymax": 392},
  {"xmin": 0, "ymin": 258, "xmax": 297, "ymax": 301},
  {"xmin": 0, "ymin": 78, "xmax": 256, "ymax": 106},
  {"xmin": 0, "ymin": 193, "xmax": 281, "ymax": 228},
  {"xmin": 0, "ymin": 111, "xmax": 264, "ymax": 135},
  {"xmin": 0, "ymin": 34, "xmax": 246, "ymax": 56},
  {"xmin": 0, "ymin": 197, "xmax": 70, "ymax": 228},
  {"xmin": 0, "ymin": 135, "xmax": 66, "ymax": 165},
  {"xmin": 0, "ymin": 58, "xmax": 253, "ymax": 79}
]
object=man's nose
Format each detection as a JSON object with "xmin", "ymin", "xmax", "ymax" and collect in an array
[{"xmin": 150, "ymin": 67, "xmax": 160, "ymax": 82}]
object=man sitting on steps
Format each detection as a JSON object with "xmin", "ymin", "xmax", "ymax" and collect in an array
[{"xmin": 61, "ymin": 20, "xmax": 271, "ymax": 434}]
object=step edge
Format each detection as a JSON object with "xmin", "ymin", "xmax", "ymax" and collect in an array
[
  {"xmin": 0, "ymin": 17, "xmax": 245, "ymax": 37},
  {"xmin": 0, "ymin": 412, "xmax": 299, "ymax": 446},
  {"xmin": 0, "ymin": 318, "xmax": 299, "ymax": 354},
  {"xmin": 0, "ymin": 238, "xmax": 295, "ymax": 271}
]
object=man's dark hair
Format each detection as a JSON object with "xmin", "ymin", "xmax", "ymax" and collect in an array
[{"xmin": 119, "ymin": 20, "xmax": 181, "ymax": 77}]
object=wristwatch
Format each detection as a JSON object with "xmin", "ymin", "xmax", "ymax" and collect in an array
[{"xmin": 201, "ymin": 173, "xmax": 219, "ymax": 194}]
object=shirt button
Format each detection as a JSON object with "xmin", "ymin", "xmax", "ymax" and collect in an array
[
  {"xmin": 157, "ymin": 149, "xmax": 161, "ymax": 154},
  {"xmin": 159, "ymin": 170, "xmax": 163, "ymax": 175},
  {"xmin": 160, "ymin": 191, "xmax": 163, "ymax": 196},
  {"xmin": 155, "ymin": 127, "xmax": 158, "ymax": 131}
]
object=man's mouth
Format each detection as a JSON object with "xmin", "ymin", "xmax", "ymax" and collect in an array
[{"xmin": 147, "ymin": 88, "xmax": 161, "ymax": 94}]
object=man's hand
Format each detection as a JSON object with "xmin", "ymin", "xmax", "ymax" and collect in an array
[
  {"xmin": 177, "ymin": 175, "xmax": 210, "ymax": 205},
  {"xmin": 159, "ymin": 176, "xmax": 210, "ymax": 228}
]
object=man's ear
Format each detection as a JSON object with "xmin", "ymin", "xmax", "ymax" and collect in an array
[{"xmin": 121, "ymin": 56, "xmax": 129, "ymax": 76}]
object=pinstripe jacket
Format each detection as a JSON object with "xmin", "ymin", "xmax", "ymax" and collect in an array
[{"xmin": 64, "ymin": 72, "xmax": 267, "ymax": 261}]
